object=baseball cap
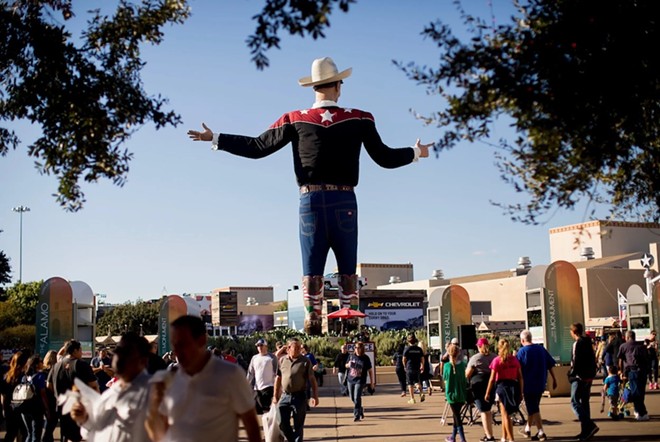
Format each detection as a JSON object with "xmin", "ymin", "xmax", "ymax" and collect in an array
[
  {"xmin": 255, "ymin": 338, "xmax": 267, "ymax": 346},
  {"xmin": 450, "ymin": 337, "xmax": 459, "ymax": 345},
  {"xmin": 476, "ymin": 338, "xmax": 489, "ymax": 347}
]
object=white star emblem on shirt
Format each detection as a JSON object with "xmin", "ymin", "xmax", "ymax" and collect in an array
[
  {"xmin": 343, "ymin": 108, "xmax": 353, "ymax": 113},
  {"xmin": 300, "ymin": 109, "xmax": 309, "ymax": 115},
  {"xmin": 320, "ymin": 110, "xmax": 335, "ymax": 123}
]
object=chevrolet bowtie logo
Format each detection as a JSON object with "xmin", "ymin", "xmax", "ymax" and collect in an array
[{"xmin": 368, "ymin": 302, "xmax": 384, "ymax": 308}]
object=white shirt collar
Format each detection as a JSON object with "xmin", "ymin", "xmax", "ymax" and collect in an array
[{"xmin": 312, "ymin": 100, "xmax": 338, "ymax": 108}]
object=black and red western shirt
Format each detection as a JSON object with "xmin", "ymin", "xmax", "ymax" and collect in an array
[{"xmin": 213, "ymin": 101, "xmax": 416, "ymax": 187}]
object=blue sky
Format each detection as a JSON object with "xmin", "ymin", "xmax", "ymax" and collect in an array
[{"xmin": 0, "ymin": 1, "xmax": 608, "ymax": 303}]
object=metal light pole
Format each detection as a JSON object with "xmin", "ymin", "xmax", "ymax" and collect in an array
[{"xmin": 11, "ymin": 205, "xmax": 30, "ymax": 283}]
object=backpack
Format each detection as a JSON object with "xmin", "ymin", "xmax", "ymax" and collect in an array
[{"xmin": 11, "ymin": 375, "xmax": 37, "ymax": 412}]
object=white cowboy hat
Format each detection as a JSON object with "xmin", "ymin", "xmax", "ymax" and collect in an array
[{"xmin": 298, "ymin": 57, "xmax": 352, "ymax": 87}]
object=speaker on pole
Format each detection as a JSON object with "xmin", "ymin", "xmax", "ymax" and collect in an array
[{"xmin": 458, "ymin": 324, "xmax": 477, "ymax": 350}]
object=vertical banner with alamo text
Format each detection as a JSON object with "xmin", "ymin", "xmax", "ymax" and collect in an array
[
  {"xmin": 440, "ymin": 285, "xmax": 471, "ymax": 345},
  {"xmin": 544, "ymin": 261, "xmax": 584, "ymax": 363},
  {"xmin": 36, "ymin": 277, "xmax": 73, "ymax": 358}
]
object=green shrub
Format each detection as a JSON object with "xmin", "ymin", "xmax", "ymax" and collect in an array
[{"xmin": 0, "ymin": 324, "xmax": 36, "ymax": 351}]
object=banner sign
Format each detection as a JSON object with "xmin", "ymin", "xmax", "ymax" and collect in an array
[
  {"xmin": 158, "ymin": 295, "xmax": 188, "ymax": 356},
  {"xmin": 440, "ymin": 285, "xmax": 471, "ymax": 344},
  {"xmin": 544, "ymin": 261, "xmax": 584, "ymax": 363},
  {"xmin": 364, "ymin": 300, "xmax": 423, "ymax": 331},
  {"xmin": 212, "ymin": 291, "xmax": 238, "ymax": 326},
  {"xmin": 36, "ymin": 277, "xmax": 73, "ymax": 358},
  {"xmin": 237, "ymin": 314, "xmax": 274, "ymax": 335}
]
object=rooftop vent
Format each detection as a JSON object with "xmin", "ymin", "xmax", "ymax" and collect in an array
[
  {"xmin": 512, "ymin": 256, "xmax": 532, "ymax": 276},
  {"xmin": 388, "ymin": 276, "xmax": 401, "ymax": 284},
  {"xmin": 431, "ymin": 269, "xmax": 444, "ymax": 280},
  {"xmin": 580, "ymin": 247, "xmax": 595, "ymax": 260}
]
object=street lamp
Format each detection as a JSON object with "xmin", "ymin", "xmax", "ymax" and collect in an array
[{"xmin": 11, "ymin": 205, "xmax": 30, "ymax": 283}]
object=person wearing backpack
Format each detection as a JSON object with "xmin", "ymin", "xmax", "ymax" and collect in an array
[
  {"xmin": 17, "ymin": 355, "xmax": 49, "ymax": 442},
  {"xmin": 1, "ymin": 351, "xmax": 29, "ymax": 442},
  {"xmin": 46, "ymin": 340, "xmax": 99, "ymax": 442}
]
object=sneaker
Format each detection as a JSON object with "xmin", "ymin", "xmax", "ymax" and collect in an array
[
  {"xmin": 535, "ymin": 433, "xmax": 547, "ymax": 441},
  {"xmin": 579, "ymin": 425, "xmax": 599, "ymax": 441},
  {"xmin": 518, "ymin": 428, "xmax": 531, "ymax": 438},
  {"xmin": 420, "ymin": 393, "xmax": 426, "ymax": 402},
  {"xmin": 634, "ymin": 411, "xmax": 640, "ymax": 420},
  {"xmin": 445, "ymin": 437, "xmax": 455, "ymax": 442},
  {"xmin": 479, "ymin": 436, "xmax": 496, "ymax": 442},
  {"xmin": 353, "ymin": 417, "xmax": 360, "ymax": 422},
  {"xmin": 400, "ymin": 392, "xmax": 407, "ymax": 397},
  {"xmin": 636, "ymin": 414, "xmax": 650, "ymax": 421},
  {"xmin": 407, "ymin": 398, "xmax": 416, "ymax": 404}
]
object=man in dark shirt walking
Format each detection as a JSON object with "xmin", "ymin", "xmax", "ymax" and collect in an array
[
  {"xmin": 334, "ymin": 344, "xmax": 350, "ymax": 396},
  {"xmin": 402, "ymin": 334, "xmax": 425, "ymax": 404},
  {"xmin": 617, "ymin": 330, "xmax": 649, "ymax": 421},
  {"xmin": 568, "ymin": 323, "xmax": 598, "ymax": 441},
  {"xmin": 188, "ymin": 57, "xmax": 432, "ymax": 335},
  {"xmin": 47, "ymin": 340, "xmax": 99, "ymax": 442},
  {"xmin": 346, "ymin": 342, "xmax": 375, "ymax": 422}
]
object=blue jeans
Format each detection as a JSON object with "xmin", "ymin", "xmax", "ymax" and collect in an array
[
  {"xmin": 21, "ymin": 412, "xmax": 44, "ymax": 442},
  {"xmin": 338, "ymin": 372, "xmax": 348, "ymax": 395},
  {"xmin": 570, "ymin": 380, "xmax": 594, "ymax": 435},
  {"xmin": 347, "ymin": 380, "xmax": 364, "ymax": 419},
  {"xmin": 628, "ymin": 369, "xmax": 648, "ymax": 416},
  {"xmin": 278, "ymin": 392, "xmax": 307, "ymax": 442},
  {"xmin": 299, "ymin": 190, "xmax": 358, "ymax": 276}
]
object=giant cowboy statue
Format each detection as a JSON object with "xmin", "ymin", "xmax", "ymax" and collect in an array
[{"xmin": 188, "ymin": 57, "xmax": 433, "ymax": 335}]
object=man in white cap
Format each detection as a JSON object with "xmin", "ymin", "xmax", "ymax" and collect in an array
[
  {"xmin": 188, "ymin": 57, "xmax": 433, "ymax": 335},
  {"xmin": 247, "ymin": 338, "xmax": 278, "ymax": 415}
]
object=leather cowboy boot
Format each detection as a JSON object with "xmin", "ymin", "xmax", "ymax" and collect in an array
[
  {"xmin": 338, "ymin": 274, "xmax": 359, "ymax": 310},
  {"xmin": 302, "ymin": 275, "xmax": 324, "ymax": 335}
]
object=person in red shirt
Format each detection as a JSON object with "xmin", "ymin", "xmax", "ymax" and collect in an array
[{"xmin": 485, "ymin": 339, "xmax": 523, "ymax": 442}]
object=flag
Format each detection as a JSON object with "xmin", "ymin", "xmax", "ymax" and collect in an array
[{"xmin": 617, "ymin": 290, "xmax": 627, "ymax": 326}]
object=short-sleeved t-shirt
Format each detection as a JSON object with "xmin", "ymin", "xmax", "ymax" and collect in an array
[
  {"xmin": 347, "ymin": 354, "xmax": 372, "ymax": 384},
  {"xmin": 604, "ymin": 374, "xmax": 620, "ymax": 397},
  {"xmin": 91, "ymin": 356, "xmax": 113, "ymax": 390},
  {"xmin": 49, "ymin": 357, "xmax": 97, "ymax": 395},
  {"xmin": 467, "ymin": 352, "xmax": 495, "ymax": 384},
  {"xmin": 403, "ymin": 345, "xmax": 423, "ymax": 372},
  {"xmin": 516, "ymin": 344, "xmax": 556, "ymax": 395},
  {"xmin": 278, "ymin": 355, "xmax": 312, "ymax": 394},
  {"xmin": 489, "ymin": 355, "xmax": 520, "ymax": 382},
  {"xmin": 160, "ymin": 356, "xmax": 254, "ymax": 442}
]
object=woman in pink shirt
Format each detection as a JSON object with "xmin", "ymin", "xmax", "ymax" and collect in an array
[{"xmin": 485, "ymin": 339, "xmax": 523, "ymax": 442}]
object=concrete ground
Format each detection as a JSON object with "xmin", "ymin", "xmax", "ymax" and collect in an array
[
  {"xmin": 3, "ymin": 380, "xmax": 658, "ymax": 441},
  {"xmin": 263, "ymin": 380, "xmax": 660, "ymax": 441}
]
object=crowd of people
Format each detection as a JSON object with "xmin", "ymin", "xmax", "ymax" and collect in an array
[{"xmin": 0, "ymin": 321, "xmax": 657, "ymax": 442}]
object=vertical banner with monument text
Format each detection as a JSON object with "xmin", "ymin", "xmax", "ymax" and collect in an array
[
  {"xmin": 36, "ymin": 277, "xmax": 73, "ymax": 358},
  {"xmin": 652, "ymin": 280, "xmax": 660, "ymax": 336},
  {"xmin": 440, "ymin": 285, "xmax": 471, "ymax": 345},
  {"xmin": 544, "ymin": 261, "xmax": 584, "ymax": 363},
  {"xmin": 158, "ymin": 295, "xmax": 188, "ymax": 356}
]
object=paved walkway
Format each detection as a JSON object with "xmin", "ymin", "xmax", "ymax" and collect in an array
[
  {"xmin": 292, "ymin": 381, "xmax": 660, "ymax": 441},
  {"xmin": 4, "ymin": 381, "xmax": 658, "ymax": 441}
]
